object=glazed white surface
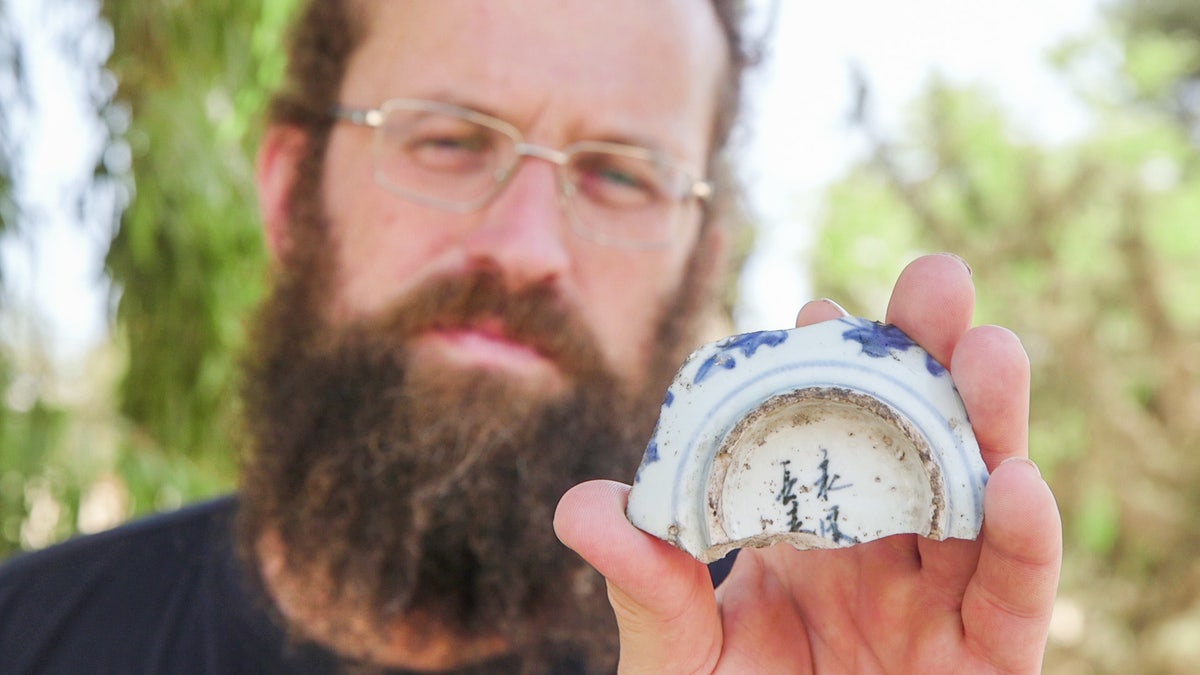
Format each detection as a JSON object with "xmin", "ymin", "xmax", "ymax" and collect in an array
[{"xmin": 626, "ymin": 317, "xmax": 988, "ymax": 563}]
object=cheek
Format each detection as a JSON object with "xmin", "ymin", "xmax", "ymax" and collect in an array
[
  {"xmin": 323, "ymin": 188, "xmax": 463, "ymax": 321},
  {"xmin": 318, "ymin": 132, "xmax": 413, "ymax": 319},
  {"xmin": 575, "ymin": 246, "xmax": 693, "ymax": 370}
]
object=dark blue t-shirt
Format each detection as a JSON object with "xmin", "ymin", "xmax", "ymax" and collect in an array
[
  {"xmin": 0, "ymin": 496, "xmax": 736, "ymax": 674},
  {"xmin": 0, "ymin": 497, "xmax": 351, "ymax": 674}
]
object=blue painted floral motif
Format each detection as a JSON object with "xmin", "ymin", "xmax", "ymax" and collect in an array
[
  {"xmin": 839, "ymin": 318, "xmax": 946, "ymax": 376},
  {"xmin": 634, "ymin": 439, "xmax": 660, "ymax": 483},
  {"xmin": 644, "ymin": 439, "xmax": 659, "ymax": 464},
  {"xmin": 694, "ymin": 353, "xmax": 736, "ymax": 384},
  {"xmin": 694, "ymin": 330, "xmax": 790, "ymax": 385},
  {"xmin": 663, "ymin": 390, "xmax": 675, "ymax": 408}
]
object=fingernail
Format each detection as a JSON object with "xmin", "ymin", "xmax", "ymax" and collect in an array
[
  {"xmin": 816, "ymin": 298, "xmax": 849, "ymax": 315},
  {"xmin": 794, "ymin": 298, "xmax": 850, "ymax": 326},
  {"xmin": 998, "ymin": 456, "xmax": 1041, "ymax": 477},
  {"xmin": 939, "ymin": 252, "xmax": 972, "ymax": 277}
]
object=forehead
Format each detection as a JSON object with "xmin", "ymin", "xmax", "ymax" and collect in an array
[{"xmin": 340, "ymin": 0, "xmax": 727, "ymax": 159}]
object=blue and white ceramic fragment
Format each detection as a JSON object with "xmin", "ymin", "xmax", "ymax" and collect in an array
[{"xmin": 626, "ymin": 317, "xmax": 988, "ymax": 563}]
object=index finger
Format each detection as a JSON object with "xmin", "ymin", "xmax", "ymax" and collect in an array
[{"xmin": 885, "ymin": 254, "xmax": 1029, "ymax": 469}]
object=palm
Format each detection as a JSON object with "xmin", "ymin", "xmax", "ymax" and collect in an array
[{"xmin": 713, "ymin": 540, "xmax": 990, "ymax": 673}]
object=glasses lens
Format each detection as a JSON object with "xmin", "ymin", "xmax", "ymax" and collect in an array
[
  {"xmin": 565, "ymin": 148, "xmax": 686, "ymax": 247},
  {"xmin": 374, "ymin": 106, "xmax": 514, "ymax": 208},
  {"xmin": 363, "ymin": 102, "xmax": 702, "ymax": 248}
]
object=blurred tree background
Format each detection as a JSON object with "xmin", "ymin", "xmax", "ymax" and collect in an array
[
  {"xmin": 815, "ymin": 1, "xmax": 1200, "ymax": 672},
  {"xmin": 0, "ymin": 0, "xmax": 293, "ymax": 553},
  {"xmin": 0, "ymin": 1, "xmax": 1197, "ymax": 673}
]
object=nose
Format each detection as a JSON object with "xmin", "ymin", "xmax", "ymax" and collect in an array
[{"xmin": 462, "ymin": 156, "xmax": 572, "ymax": 291}]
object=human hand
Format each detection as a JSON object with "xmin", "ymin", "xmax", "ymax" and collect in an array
[{"xmin": 555, "ymin": 254, "xmax": 1061, "ymax": 673}]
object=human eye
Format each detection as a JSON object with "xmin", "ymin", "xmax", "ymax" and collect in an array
[
  {"xmin": 413, "ymin": 131, "xmax": 486, "ymax": 153},
  {"xmin": 386, "ymin": 114, "xmax": 495, "ymax": 173},
  {"xmin": 571, "ymin": 152, "xmax": 665, "ymax": 208}
]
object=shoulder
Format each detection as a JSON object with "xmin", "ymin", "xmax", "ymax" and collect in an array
[
  {"xmin": 0, "ymin": 495, "xmax": 245, "ymax": 673},
  {"xmin": 0, "ymin": 494, "xmax": 238, "ymax": 587}
]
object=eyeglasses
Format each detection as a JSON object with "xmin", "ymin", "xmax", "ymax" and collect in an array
[{"xmin": 330, "ymin": 98, "xmax": 712, "ymax": 249}]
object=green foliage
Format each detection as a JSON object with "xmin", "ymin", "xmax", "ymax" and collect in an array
[
  {"xmin": 0, "ymin": 0, "xmax": 21, "ymax": 246},
  {"xmin": 0, "ymin": 0, "xmax": 297, "ymax": 558},
  {"xmin": 1123, "ymin": 32, "xmax": 1197, "ymax": 97},
  {"xmin": 101, "ymin": 0, "xmax": 297, "ymax": 469},
  {"xmin": 1114, "ymin": 0, "xmax": 1200, "ymax": 57},
  {"xmin": 0, "ymin": 399, "xmax": 70, "ymax": 556}
]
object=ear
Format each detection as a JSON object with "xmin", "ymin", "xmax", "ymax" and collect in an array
[{"xmin": 256, "ymin": 125, "xmax": 310, "ymax": 262}]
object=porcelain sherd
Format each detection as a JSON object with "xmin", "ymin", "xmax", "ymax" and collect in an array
[{"xmin": 626, "ymin": 317, "xmax": 988, "ymax": 563}]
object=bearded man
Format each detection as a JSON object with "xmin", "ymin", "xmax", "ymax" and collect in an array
[
  {"xmin": 0, "ymin": 0, "xmax": 1062, "ymax": 673},
  {"xmin": 2, "ymin": 1, "xmax": 749, "ymax": 672}
]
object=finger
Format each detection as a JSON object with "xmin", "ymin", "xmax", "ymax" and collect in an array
[
  {"xmin": 554, "ymin": 480, "xmax": 723, "ymax": 673},
  {"xmin": 795, "ymin": 298, "xmax": 849, "ymax": 327},
  {"xmin": 951, "ymin": 325, "xmax": 1031, "ymax": 470},
  {"xmin": 962, "ymin": 458, "xmax": 1062, "ymax": 672},
  {"xmin": 885, "ymin": 254, "xmax": 975, "ymax": 367}
]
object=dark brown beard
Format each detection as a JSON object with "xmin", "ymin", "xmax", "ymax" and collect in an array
[{"xmin": 236, "ymin": 179, "xmax": 717, "ymax": 672}]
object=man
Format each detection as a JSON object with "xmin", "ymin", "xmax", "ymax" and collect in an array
[{"xmin": 0, "ymin": 1, "xmax": 1061, "ymax": 674}]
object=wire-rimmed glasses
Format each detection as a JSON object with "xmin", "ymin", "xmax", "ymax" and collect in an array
[{"xmin": 331, "ymin": 98, "xmax": 711, "ymax": 249}]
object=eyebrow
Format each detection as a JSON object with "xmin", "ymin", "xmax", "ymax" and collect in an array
[{"xmin": 396, "ymin": 90, "xmax": 688, "ymax": 159}]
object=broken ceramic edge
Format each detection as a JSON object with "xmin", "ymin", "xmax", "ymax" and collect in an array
[{"xmin": 626, "ymin": 317, "xmax": 988, "ymax": 564}]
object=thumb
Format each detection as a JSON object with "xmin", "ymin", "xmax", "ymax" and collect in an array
[{"xmin": 555, "ymin": 480, "xmax": 723, "ymax": 673}]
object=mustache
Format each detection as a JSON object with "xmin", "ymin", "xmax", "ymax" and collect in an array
[{"xmin": 349, "ymin": 269, "xmax": 610, "ymax": 380}]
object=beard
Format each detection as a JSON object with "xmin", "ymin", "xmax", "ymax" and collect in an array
[{"xmin": 236, "ymin": 178, "xmax": 719, "ymax": 672}]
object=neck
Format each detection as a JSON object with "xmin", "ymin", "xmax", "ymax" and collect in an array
[{"xmin": 255, "ymin": 532, "xmax": 511, "ymax": 671}]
